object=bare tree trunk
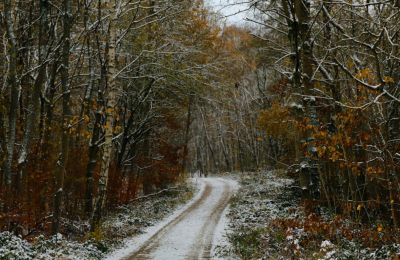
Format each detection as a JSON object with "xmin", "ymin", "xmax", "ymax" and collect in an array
[
  {"xmin": 85, "ymin": 64, "xmax": 105, "ymax": 217},
  {"xmin": 182, "ymin": 96, "xmax": 193, "ymax": 174},
  {"xmin": 295, "ymin": 0, "xmax": 319, "ymax": 200},
  {"xmin": 3, "ymin": 0, "xmax": 19, "ymax": 186},
  {"xmin": 18, "ymin": 0, "xmax": 49, "ymax": 172},
  {"xmin": 52, "ymin": 0, "xmax": 72, "ymax": 235},
  {"xmin": 387, "ymin": 93, "xmax": 400, "ymax": 227},
  {"xmin": 199, "ymin": 107, "xmax": 218, "ymax": 173},
  {"xmin": 92, "ymin": 0, "xmax": 118, "ymax": 230},
  {"xmin": 83, "ymin": 3, "xmax": 102, "ymax": 217},
  {"xmin": 216, "ymin": 118, "xmax": 231, "ymax": 171},
  {"xmin": 75, "ymin": 2, "xmax": 95, "ymax": 148}
]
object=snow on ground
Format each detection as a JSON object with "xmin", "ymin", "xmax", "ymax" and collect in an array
[
  {"xmin": 105, "ymin": 178, "xmax": 206, "ymax": 259},
  {"xmin": 0, "ymin": 180, "xmax": 195, "ymax": 260},
  {"xmin": 211, "ymin": 179, "xmax": 239, "ymax": 260},
  {"xmin": 1, "ymin": 177, "xmax": 239, "ymax": 260},
  {"xmin": 4, "ymin": 170, "xmax": 399, "ymax": 259},
  {"xmin": 147, "ymin": 178, "xmax": 230, "ymax": 259},
  {"xmin": 109, "ymin": 177, "xmax": 237, "ymax": 260},
  {"xmin": 0, "ymin": 232, "xmax": 103, "ymax": 259},
  {"xmin": 215, "ymin": 170, "xmax": 400, "ymax": 259},
  {"xmin": 213, "ymin": 170, "xmax": 299, "ymax": 259}
]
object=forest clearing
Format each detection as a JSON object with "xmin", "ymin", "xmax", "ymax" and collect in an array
[{"xmin": 1, "ymin": 0, "xmax": 400, "ymax": 259}]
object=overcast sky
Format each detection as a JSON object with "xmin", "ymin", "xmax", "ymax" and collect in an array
[{"xmin": 204, "ymin": 0, "xmax": 251, "ymax": 25}]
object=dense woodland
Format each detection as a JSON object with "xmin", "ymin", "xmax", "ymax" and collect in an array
[
  {"xmin": 0, "ymin": 0, "xmax": 400, "ymax": 242},
  {"xmin": 0, "ymin": 0, "xmax": 257, "ymax": 236},
  {"xmin": 252, "ymin": 0, "xmax": 400, "ymax": 232}
]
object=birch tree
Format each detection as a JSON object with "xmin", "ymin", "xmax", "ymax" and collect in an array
[{"xmin": 91, "ymin": 0, "xmax": 119, "ymax": 230}]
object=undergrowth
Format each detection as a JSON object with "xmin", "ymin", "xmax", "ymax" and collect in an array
[{"xmin": 221, "ymin": 170, "xmax": 400, "ymax": 259}]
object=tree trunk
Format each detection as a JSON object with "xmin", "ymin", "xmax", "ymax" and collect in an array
[
  {"xmin": 52, "ymin": 0, "xmax": 72, "ymax": 235},
  {"xmin": 18, "ymin": 0, "xmax": 49, "ymax": 172},
  {"xmin": 91, "ymin": 0, "xmax": 118, "ymax": 230},
  {"xmin": 182, "ymin": 96, "xmax": 193, "ymax": 174},
  {"xmin": 3, "ymin": 0, "xmax": 19, "ymax": 186},
  {"xmin": 295, "ymin": 0, "xmax": 319, "ymax": 200},
  {"xmin": 85, "ymin": 63, "xmax": 105, "ymax": 217}
]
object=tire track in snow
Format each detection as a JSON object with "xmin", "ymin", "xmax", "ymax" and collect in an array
[
  {"xmin": 188, "ymin": 181, "xmax": 233, "ymax": 259},
  {"xmin": 123, "ymin": 178, "xmax": 236, "ymax": 260},
  {"xmin": 128, "ymin": 182, "xmax": 212, "ymax": 259}
]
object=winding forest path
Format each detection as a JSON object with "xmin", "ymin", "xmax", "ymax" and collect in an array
[{"xmin": 109, "ymin": 178, "xmax": 237, "ymax": 260}]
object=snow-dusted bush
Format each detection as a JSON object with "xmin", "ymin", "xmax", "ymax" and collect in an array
[
  {"xmin": 0, "ymin": 182, "xmax": 194, "ymax": 260},
  {"xmin": 0, "ymin": 232, "xmax": 35, "ymax": 260},
  {"xmin": 222, "ymin": 171, "xmax": 400, "ymax": 259},
  {"xmin": 0, "ymin": 232, "xmax": 103, "ymax": 260}
]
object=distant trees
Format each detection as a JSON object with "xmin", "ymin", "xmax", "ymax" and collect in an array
[{"xmin": 0, "ymin": 0, "xmax": 245, "ymax": 235}]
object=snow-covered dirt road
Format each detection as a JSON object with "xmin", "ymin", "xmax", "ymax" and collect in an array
[{"xmin": 108, "ymin": 177, "xmax": 237, "ymax": 260}]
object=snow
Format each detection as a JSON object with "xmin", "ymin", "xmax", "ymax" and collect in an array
[
  {"xmin": 320, "ymin": 240, "xmax": 334, "ymax": 250},
  {"xmin": 0, "ymin": 180, "xmax": 195, "ymax": 260},
  {"xmin": 300, "ymin": 161, "xmax": 309, "ymax": 169},
  {"xmin": 106, "ymin": 177, "xmax": 237, "ymax": 260},
  {"xmin": 5, "ymin": 170, "xmax": 400, "ymax": 259},
  {"xmin": 0, "ymin": 232, "xmax": 34, "ymax": 260},
  {"xmin": 211, "ymin": 179, "xmax": 239, "ymax": 259},
  {"xmin": 218, "ymin": 170, "xmax": 400, "ymax": 259},
  {"xmin": 0, "ymin": 232, "xmax": 104, "ymax": 260},
  {"xmin": 214, "ymin": 171, "xmax": 301, "ymax": 258},
  {"xmin": 211, "ymin": 205, "xmax": 232, "ymax": 260},
  {"xmin": 149, "ymin": 179, "xmax": 218, "ymax": 259},
  {"xmin": 289, "ymin": 102, "xmax": 304, "ymax": 110},
  {"xmin": 105, "ymin": 178, "xmax": 206, "ymax": 259}
]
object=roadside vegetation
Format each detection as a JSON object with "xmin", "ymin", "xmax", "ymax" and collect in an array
[
  {"xmin": 218, "ymin": 171, "xmax": 400, "ymax": 259},
  {"xmin": 0, "ymin": 182, "xmax": 194, "ymax": 259}
]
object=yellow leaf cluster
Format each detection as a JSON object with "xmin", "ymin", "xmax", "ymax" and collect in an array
[
  {"xmin": 258, "ymin": 103, "xmax": 295, "ymax": 139},
  {"xmin": 355, "ymin": 68, "xmax": 374, "ymax": 80},
  {"xmin": 383, "ymin": 76, "xmax": 394, "ymax": 84},
  {"xmin": 366, "ymin": 166, "xmax": 384, "ymax": 176},
  {"xmin": 377, "ymin": 224, "xmax": 383, "ymax": 232}
]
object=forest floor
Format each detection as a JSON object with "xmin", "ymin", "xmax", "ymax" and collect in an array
[
  {"xmin": 216, "ymin": 170, "xmax": 400, "ymax": 259},
  {"xmin": 0, "ymin": 180, "xmax": 195, "ymax": 259},
  {"xmin": 2, "ymin": 172, "xmax": 400, "ymax": 259}
]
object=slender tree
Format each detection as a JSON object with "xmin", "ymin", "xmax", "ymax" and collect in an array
[
  {"xmin": 91, "ymin": 0, "xmax": 119, "ymax": 230},
  {"xmin": 52, "ymin": 0, "xmax": 72, "ymax": 234}
]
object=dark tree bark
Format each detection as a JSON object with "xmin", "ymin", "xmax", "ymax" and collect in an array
[
  {"xmin": 3, "ymin": 0, "xmax": 19, "ymax": 186},
  {"xmin": 52, "ymin": 0, "xmax": 72, "ymax": 235}
]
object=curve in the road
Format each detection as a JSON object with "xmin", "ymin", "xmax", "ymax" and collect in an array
[{"xmin": 126, "ymin": 178, "xmax": 236, "ymax": 260}]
